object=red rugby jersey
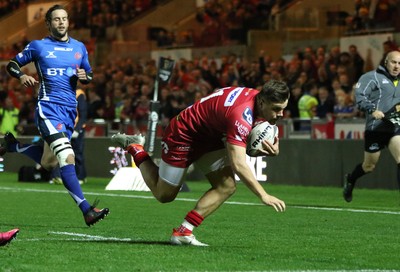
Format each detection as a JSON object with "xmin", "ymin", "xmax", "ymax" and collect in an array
[{"xmin": 168, "ymin": 86, "xmax": 258, "ymax": 148}]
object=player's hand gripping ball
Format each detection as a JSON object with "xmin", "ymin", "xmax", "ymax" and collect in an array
[{"xmin": 246, "ymin": 121, "xmax": 279, "ymax": 157}]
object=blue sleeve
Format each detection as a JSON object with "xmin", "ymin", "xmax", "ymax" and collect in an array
[
  {"xmin": 14, "ymin": 40, "xmax": 40, "ymax": 66},
  {"xmin": 78, "ymin": 42, "xmax": 92, "ymax": 73}
]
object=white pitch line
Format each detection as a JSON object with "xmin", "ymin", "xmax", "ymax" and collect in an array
[
  {"xmin": 48, "ymin": 231, "xmax": 134, "ymax": 241},
  {"xmin": 0, "ymin": 186, "xmax": 399, "ymax": 215}
]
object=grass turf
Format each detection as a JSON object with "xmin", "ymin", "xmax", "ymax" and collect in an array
[{"xmin": 0, "ymin": 172, "xmax": 399, "ymax": 271}]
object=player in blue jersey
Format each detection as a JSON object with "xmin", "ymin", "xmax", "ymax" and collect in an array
[{"xmin": 1, "ymin": 4, "xmax": 109, "ymax": 226}]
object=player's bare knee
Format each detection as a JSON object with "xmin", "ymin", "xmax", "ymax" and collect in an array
[
  {"xmin": 155, "ymin": 192, "xmax": 176, "ymax": 203},
  {"xmin": 219, "ymin": 183, "xmax": 236, "ymax": 197},
  {"xmin": 65, "ymin": 154, "xmax": 75, "ymax": 164},
  {"xmin": 40, "ymin": 158, "xmax": 58, "ymax": 171},
  {"xmin": 41, "ymin": 161, "xmax": 55, "ymax": 171},
  {"xmin": 363, "ymin": 163, "xmax": 375, "ymax": 173}
]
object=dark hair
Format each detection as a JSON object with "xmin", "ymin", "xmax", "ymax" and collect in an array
[
  {"xmin": 259, "ymin": 80, "xmax": 290, "ymax": 103},
  {"xmin": 45, "ymin": 4, "xmax": 67, "ymax": 23}
]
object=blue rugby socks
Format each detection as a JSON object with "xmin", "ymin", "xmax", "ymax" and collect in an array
[
  {"xmin": 14, "ymin": 143, "xmax": 43, "ymax": 165},
  {"xmin": 60, "ymin": 164, "xmax": 91, "ymax": 214}
]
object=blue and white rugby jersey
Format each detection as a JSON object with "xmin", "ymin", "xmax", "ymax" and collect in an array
[{"xmin": 15, "ymin": 36, "xmax": 92, "ymax": 108}]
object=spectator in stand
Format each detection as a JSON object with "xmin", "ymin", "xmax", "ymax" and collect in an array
[
  {"xmin": 316, "ymin": 85, "xmax": 335, "ymax": 119},
  {"xmin": 284, "ymin": 62, "xmax": 302, "ymax": 88},
  {"xmin": 337, "ymin": 52, "xmax": 356, "ymax": 87},
  {"xmin": 241, "ymin": 60, "xmax": 262, "ymax": 88},
  {"xmin": 298, "ymin": 80, "xmax": 319, "ymax": 119},
  {"xmin": 372, "ymin": 0, "xmax": 397, "ymax": 29},
  {"xmin": 348, "ymin": 44, "xmax": 365, "ymax": 81},
  {"xmin": 284, "ymin": 83, "xmax": 302, "ymax": 130},
  {"xmin": 87, "ymin": 88, "xmax": 103, "ymax": 120},
  {"xmin": 334, "ymin": 92, "xmax": 356, "ymax": 119},
  {"xmin": 69, "ymin": 0, "xmax": 88, "ymax": 29},
  {"xmin": 117, "ymin": 94, "xmax": 134, "ymax": 123},
  {"xmin": 0, "ymin": 96, "xmax": 20, "ymax": 136},
  {"xmin": 295, "ymin": 71, "xmax": 310, "ymax": 90},
  {"xmin": 17, "ymin": 93, "xmax": 36, "ymax": 131},
  {"xmin": 337, "ymin": 73, "xmax": 353, "ymax": 94},
  {"xmin": 201, "ymin": 60, "xmax": 221, "ymax": 89},
  {"xmin": 99, "ymin": 95, "xmax": 116, "ymax": 121},
  {"xmin": 331, "ymin": 78, "xmax": 344, "ymax": 96},
  {"xmin": 133, "ymin": 94, "xmax": 150, "ymax": 133}
]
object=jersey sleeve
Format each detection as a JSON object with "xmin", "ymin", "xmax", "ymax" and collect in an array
[
  {"xmin": 14, "ymin": 40, "xmax": 39, "ymax": 66},
  {"xmin": 79, "ymin": 42, "xmax": 92, "ymax": 73}
]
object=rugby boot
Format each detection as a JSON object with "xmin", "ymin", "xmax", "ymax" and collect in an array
[
  {"xmin": 84, "ymin": 199, "xmax": 109, "ymax": 227},
  {"xmin": 111, "ymin": 133, "xmax": 145, "ymax": 150},
  {"xmin": 170, "ymin": 228, "xmax": 208, "ymax": 246},
  {"xmin": 0, "ymin": 228, "xmax": 20, "ymax": 246},
  {"xmin": 0, "ymin": 132, "xmax": 19, "ymax": 156},
  {"xmin": 343, "ymin": 174, "xmax": 354, "ymax": 202}
]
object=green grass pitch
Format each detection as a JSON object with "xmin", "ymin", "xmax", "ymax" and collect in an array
[{"xmin": 0, "ymin": 172, "xmax": 399, "ymax": 271}]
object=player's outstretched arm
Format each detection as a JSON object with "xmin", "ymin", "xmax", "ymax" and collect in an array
[{"xmin": 226, "ymin": 143, "xmax": 286, "ymax": 212}]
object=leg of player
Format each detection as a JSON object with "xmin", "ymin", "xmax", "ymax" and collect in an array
[
  {"xmin": 0, "ymin": 132, "xmax": 44, "ymax": 164},
  {"xmin": 387, "ymin": 135, "xmax": 400, "ymax": 190},
  {"xmin": 47, "ymin": 133, "xmax": 109, "ymax": 226},
  {"xmin": 41, "ymin": 141, "xmax": 59, "ymax": 170},
  {"xmin": 141, "ymin": 159, "xmax": 182, "ymax": 202},
  {"xmin": 171, "ymin": 167, "xmax": 236, "ymax": 247},
  {"xmin": 192, "ymin": 167, "xmax": 236, "ymax": 217},
  {"xmin": 172, "ymin": 150, "xmax": 235, "ymax": 246},
  {"xmin": 111, "ymin": 133, "xmax": 182, "ymax": 202},
  {"xmin": 344, "ymin": 151, "xmax": 380, "ymax": 202}
]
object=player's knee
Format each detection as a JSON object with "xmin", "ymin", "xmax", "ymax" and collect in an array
[
  {"xmin": 40, "ymin": 156, "xmax": 58, "ymax": 171},
  {"xmin": 50, "ymin": 138, "xmax": 75, "ymax": 167},
  {"xmin": 363, "ymin": 163, "xmax": 375, "ymax": 173},
  {"xmin": 154, "ymin": 187, "xmax": 178, "ymax": 203},
  {"xmin": 155, "ymin": 193, "xmax": 176, "ymax": 203},
  {"xmin": 219, "ymin": 182, "xmax": 236, "ymax": 197},
  {"xmin": 40, "ymin": 160, "xmax": 57, "ymax": 171},
  {"xmin": 66, "ymin": 153, "xmax": 75, "ymax": 164}
]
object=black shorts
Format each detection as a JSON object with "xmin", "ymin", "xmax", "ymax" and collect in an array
[{"xmin": 364, "ymin": 130, "xmax": 400, "ymax": 152}]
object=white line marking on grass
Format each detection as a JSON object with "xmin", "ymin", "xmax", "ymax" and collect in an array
[
  {"xmin": 48, "ymin": 231, "xmax": 134, "ymax": 241},
  {"xmin": 1, "ymin": 186, "xmax": 399, "ymax": 215},
  {"xmin": 290, "ymin": 205, "xmax": 400, "ymax": 215}
]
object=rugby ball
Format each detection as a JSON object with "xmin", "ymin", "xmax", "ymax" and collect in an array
[{"xmin": 246, "ymin": 121, "xmax": 279, "ymax": 157}]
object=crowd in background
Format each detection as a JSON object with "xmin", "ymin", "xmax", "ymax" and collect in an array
[
  {"xmin": 2, "ymin": 41, "xmax": 393, "ymax": 136},
  {"xmin": 345, "ymin": 0, "xmax": 399, "ymax": 33}
]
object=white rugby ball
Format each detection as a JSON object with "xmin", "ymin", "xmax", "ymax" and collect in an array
[{"xmin": 246, "ymin": 121, "xmax": 279, "ymax": 157}]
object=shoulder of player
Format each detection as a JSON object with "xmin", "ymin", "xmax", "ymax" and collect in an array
[
  {"xmin": 68, "ymin": 37, "xmax": 87, "ymax": 48},
  {"xmin": 25, "ymin": 39, "xmax": 42, "ymax": 48}
]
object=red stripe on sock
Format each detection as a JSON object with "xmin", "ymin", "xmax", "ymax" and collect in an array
[
  {"xmin": 133, "ymin": 151, "xmax": 150, "ymax": 167},
  {"xmin": 185, "ymin": 210, "xmax": 204, "ymax": 227}
]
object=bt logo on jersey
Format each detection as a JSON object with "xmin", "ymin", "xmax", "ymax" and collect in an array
[
  {"xmin": 47, "ymin": 67, "xmax": 76, "ymax": 76},
  {"xmin": 47, "ymin": 68, "xmax": 66, "ymax": 76}
]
